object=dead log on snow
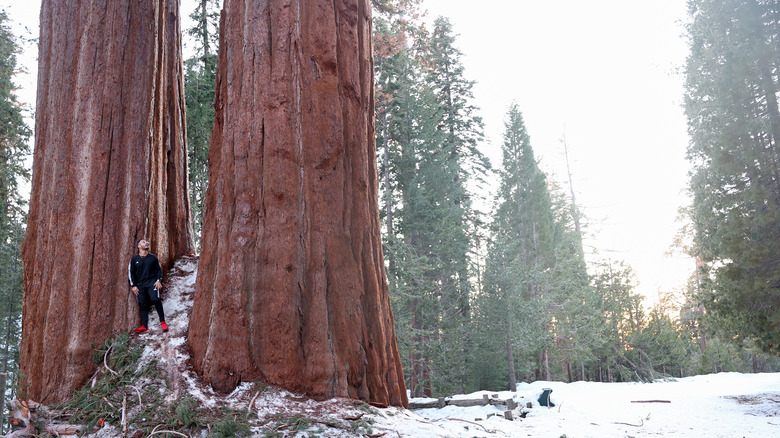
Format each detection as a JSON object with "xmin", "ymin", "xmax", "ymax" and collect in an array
[{"xmin": 6, "ymin": 399, "xmax": 96, "ymax": 437}]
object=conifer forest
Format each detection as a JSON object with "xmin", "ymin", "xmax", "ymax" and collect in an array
[{"xmin": 1, "ymin": 0, "xmax": 780, "ymax": 432}]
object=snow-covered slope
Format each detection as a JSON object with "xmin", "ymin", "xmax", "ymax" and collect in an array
[{"xmin": 115, "ymin": 257, "xmax": 780, "ymax": 437}]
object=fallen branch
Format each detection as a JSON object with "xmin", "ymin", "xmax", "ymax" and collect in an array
[
  {"xmin": 122, "ymin": 394, "xmax": 127, "ymax": 437},
  {"xmin": 104, "ymin": 341, "xmax": 118, "ymax": 376},
  {"xmin": 247, "ymin": 391, "xmax": 259, "ymax": 417},
  {"xmin": 612, "ymin": 419, "xmax": 644, "ymax": 427},
  {"xmin": 365, "ymin": 433, "xmax": 387, "ymax": 437},
  {"xmin": 443, "ymin": 417, "xmax": 489, "ymax": 432},
  {"xmin": 45, "ymin": 423, "xmax": 88, "ymax": 435},
  {"xmin": 316, "ymin": 420, "xmax": 342, "ymax": 428},
  {"xmin": 147, "ymin": 429, "xmax": 190, "ymax": 438},
  {"xmin": 344, "ymin": 412, "xmax": 365, "ymax": 421},
  {"xmin": 127, "ymin": 385, "xmax": 143, "ymax": 406},
  {"xmin": 630, "ymin": 400, "xmax": 671, "ymax": 403},
  {"xmin": 149, "ymin": 424, "xmax": 190, "ymax": 438}
]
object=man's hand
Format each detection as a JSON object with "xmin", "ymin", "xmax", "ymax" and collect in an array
[
  {"xmin": 131, "ymin": 286, "xmax": 139, "ymax": 296},
  {"xmin": 154, "ymin": 280, "xmax": 162, "ymax": 290}
]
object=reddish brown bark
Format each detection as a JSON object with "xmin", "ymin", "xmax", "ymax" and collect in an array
[
  {"xmin": 188, "ymin": 0, "xmax": 407, "ymax": 407},
  {"xmin": 20, "ymin": 0, "xmax": 193, "ymax": 404}
]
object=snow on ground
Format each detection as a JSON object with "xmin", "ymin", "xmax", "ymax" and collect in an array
[
  {"xmin": 403, "ymin": 373, "xmax": 780, "ymax": 437},
  {"xmin": 129, "ymin": 257, "xmax": 780, "ymax": 437}
]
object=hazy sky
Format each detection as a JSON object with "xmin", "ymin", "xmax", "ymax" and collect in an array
[
  {"xmin": 421, "ymin": 0, "xmax": 695, "ymax": 300},
  {"xmin": 4, "ymin": 0, "xmax": 695, "ymax": 301}
]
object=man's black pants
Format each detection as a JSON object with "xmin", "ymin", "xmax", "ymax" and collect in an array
[{"xmin": 137, "ymin": 285, "xmax": 165, "ymax": 328}]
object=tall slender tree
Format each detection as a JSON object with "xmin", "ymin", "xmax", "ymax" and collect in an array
[
  {"xmin": 184, "ymin": 0, "xmax": 220, "ymax": 248},
  {"xmin": 20, "ymin": 0, "xmax": 193, "ymax": 404},
  {"xmin": 480, "ymin": 103, "xmax": 556, "ymax": 389}
]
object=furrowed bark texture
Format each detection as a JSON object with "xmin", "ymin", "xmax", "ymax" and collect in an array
[
  {"xmin": 188, "ymin": 0, "xmax": 408, "ymax": 407},
  {"xmin": 20, "ymin": 0, "xmax": 193, "ymax": 404}
]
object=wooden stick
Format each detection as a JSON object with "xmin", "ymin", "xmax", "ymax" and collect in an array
[
  {"xmin": 147, "ymin": 429, "xmax": 190, "ymax": 437},
  {"xmin": 248, "ymin": 391, "xmax": 260, "ymax": 416},
  {"xmin": 442, "ymin": 417, "xmax": 489, "ymax": 432},
  {"xmin": 104, "ymin": 341, "xmax": 118, "ymax": 376},
  {"xmin": 122, "ymin": 394, "xmax": 127, "ymax": 437},
  {"xmin": 630, "ymin": 400, "xmax": 671, "ymax": 403},
  {"xmin": 612, "ymin": 419, "xmax": 644, "ymax": 427},
  {"xmin": 128, "ymin": 385, "xmax": 142, "ymax": 406}
]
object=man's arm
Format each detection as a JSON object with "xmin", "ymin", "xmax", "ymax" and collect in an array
[
  {"xmin": 153, "ymin": 256, "xmax": 163, "ymax": 289},
  {"xmin": 128, "ymin": 258, "xmax": 139, "ymax": 295}
]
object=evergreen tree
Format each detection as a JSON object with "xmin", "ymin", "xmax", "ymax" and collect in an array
[
  {"xmin": 546, "ymin": 180, "xmax": 600, "ymax": 382},
  {"xmin": 373, "ymin": 8, "xmax": 489, "ymax": 396},
  {"xmin": 413, "ymin": 16, "xmax": 489, "ymax": 394},
  {"xmin": 184, "ymin": 0, "xmax": 220, "ymax": 249},
  {"xmin": 0, "ymin": 9, "xmax": 30, "ymax": 432},
  {"xmin": 685, "ymin": 0, "xmax": 780, "ymax": 353},
  {"xmin": 480, "ymin": 104, "xmax": 558, "ymax": 389}
]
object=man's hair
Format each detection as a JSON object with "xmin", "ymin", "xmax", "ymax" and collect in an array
[{"xmin": 137, "ymin": 238, "xmax": 147, "ymax": 247}]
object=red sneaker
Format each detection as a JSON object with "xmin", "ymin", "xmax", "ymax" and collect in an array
[
  {"xmin": 161, "ymin": 321, "xmax": 169, "ymax": 332},
  {"xmin": 133, "ymin": 326, "xmax": 148, "ymax": 333}
]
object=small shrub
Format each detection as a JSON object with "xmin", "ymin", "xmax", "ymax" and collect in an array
[{"xmin": 209, "ymin": 416, "xmax": 252, "ymax": 437}]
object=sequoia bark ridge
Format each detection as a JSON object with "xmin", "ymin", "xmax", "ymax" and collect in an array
[
  {"xmin": 20, "ymin": 0, "xmax": 193, "ymax": 404},
  {"xmin": 188, "ymin": 0, "xmax": 408, "ymax": 407}
]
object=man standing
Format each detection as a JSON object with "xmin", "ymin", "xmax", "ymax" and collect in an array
[{"xmin": 128, "ymin": 239, "xmax": 168, "ymax": 333}]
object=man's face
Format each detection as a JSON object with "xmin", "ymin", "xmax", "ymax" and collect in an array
[{"xmin": 138, "ymin": 240, "xmax": 150, "ymax": 252}]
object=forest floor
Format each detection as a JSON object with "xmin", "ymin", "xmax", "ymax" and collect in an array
[{"xmin": 15, "ymin": 257, "xmax": 779, "ymax": 437}]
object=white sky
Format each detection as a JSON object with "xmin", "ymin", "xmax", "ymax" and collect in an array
[
  {"xmin": 421, "ymin": 0, "xmax": 695, "ymax": 301},
  {"xmin": 4, "ymin": 0, "xmax": 695, "ymax": 303}
]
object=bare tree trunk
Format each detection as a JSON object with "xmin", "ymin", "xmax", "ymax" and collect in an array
[
  {"xmin": 506, "ymin": 335, "xmax": 516, "ymax": 391},
  {"xmin": 187, "ymin": 0, "xmax": 407, "ymax": 407},
  {"xmin": 541, "ymin": 350, "xmax": 551, "ymax": 381},
  {"xmin": 0, "ymin": 293, "xmax": 14, "ymax": 431},
  {"xmin": 20, "ymin": 0, "xmax": 193, "ymax": 404}
]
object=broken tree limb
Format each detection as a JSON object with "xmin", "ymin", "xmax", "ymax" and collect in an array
[
  {"xmin": 148, "ymin": 424, "xmax": 190, "ymax": 437},
  {"xmin": 612, "ymin": 419, "xmax": 644, "ymax": 427},
  {"xmin": 631, "ymin": 400, "xmax": 671, "ymax": 403},
  {"xmin": 440, "ymin": 418, "xmax": 489, "ymax": 432},
  {"xmin": 247, "ymin": 391, "xmax": 259, "ymax": 419},
  {"xmin": 122, "ymin": 394, "xmax": 127, "ymax": 437},
  {"xmin": 104, "ymin": 341, "xmax": 118, "ymax": 376},
  {"xmin": 7, "ymin": 399, "xmax": 95, "ymax": 437},
  {"xmin": 344, "ymin": 412, "xmax": 365, "ymax": 421}
]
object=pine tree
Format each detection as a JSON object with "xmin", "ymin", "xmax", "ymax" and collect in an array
[
  {"xmin": 184, "ymin": 0, "xmax": 220, "ymax": 249},
  {"xmin": 0, "ymin": 9, "xmax": 30, "ymax": 431},
  {"xmin": 546, "ymin": 180, "xmax": 600, "ymax": 382},
  {"xmin": 373, "ymin": 8, "xmax": 489, "ymax": 396},
  {"xmin": 480, "ymin": 103, "xmax": 558, "ymax": 389},
  {"xmin": 684, "ymin": 0, "xmax": 780, "ymax": 353}
]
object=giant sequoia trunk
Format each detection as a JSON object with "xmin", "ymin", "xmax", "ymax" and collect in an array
[
  {"xmin": 188, "ymin": 0, "xmax": 407, "ymax": 407},
  {"xmin": 20, "ymin": 0, "xmax": 193, "ymax": 404}
]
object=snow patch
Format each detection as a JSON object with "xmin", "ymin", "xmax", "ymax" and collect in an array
[{"xmin": 122, "ymin": 256, "xmax": 780, "ymax": 437}]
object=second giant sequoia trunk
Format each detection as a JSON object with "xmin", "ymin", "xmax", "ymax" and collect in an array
[
  {"xmin": 20, "ymin": 0, "xmax": 193, "ymax": 404},
  {"xmin": 188, "ymin": 0, "xmax": 407, "ymax": 407}
]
